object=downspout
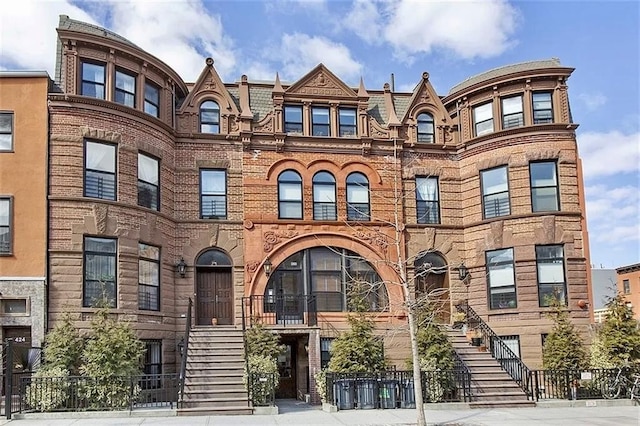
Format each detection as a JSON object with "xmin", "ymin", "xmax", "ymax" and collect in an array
[{"xmin": 45, "ymin": 92, "xmax": 51, "ymax": 338}]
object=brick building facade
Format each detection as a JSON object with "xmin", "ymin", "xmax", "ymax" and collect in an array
[{"xmin": 46, "ymin": 15, "xmax": 592, "ymax": 399}]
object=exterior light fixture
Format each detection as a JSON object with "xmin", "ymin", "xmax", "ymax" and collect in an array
[
  {"xmin": 263, "ymin": 258, "xmax": 273, "ymax": 277},
  {"xmin": 177, "ymin": 337, "xmax": 185, "ymax": 357},
  {"xmin": 458, "ymin": 263, "xmax": 469, "ymax": 282},
  {"xmin": 176, "ymin": 257, "xmax": 187, "ymax": 278}
]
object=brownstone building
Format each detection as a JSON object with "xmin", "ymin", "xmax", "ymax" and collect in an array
[
  {"xmin": 0, "ymin": 71, "xmax": 50, "ymax": 359},
  {"xmin": 616, "ymin": 263, "xmax": 640, "ymax": 320},
  {"xmin": 48, "ymin": 15, "xmax": 592, "ymax": 404}
]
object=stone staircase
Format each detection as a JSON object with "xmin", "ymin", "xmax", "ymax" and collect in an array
[
  {"xmin": 447, "ymin": 328, "xmax": 535, "ymax": 408},
  {"xmin": 178, "ymin": 326, "xmax": 252, "ymax": 416}
]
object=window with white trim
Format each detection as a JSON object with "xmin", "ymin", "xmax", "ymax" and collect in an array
[
  {"xmin": 501, "ymin": 95, "xmax": 523, "ymax": 129},
  {"xmin": 312, "ymin": 106, "xmax": 330, "ymax": 136},
  {"xmin": 278, "ymin": 170, "xmax": 302, "ymax": 219},
  {"xmin": 81, "ymin": 61, "xmax": 106, "ymax": 99},
  {"xmin": 200, "ymin": 101, "xmax": 220, "ymax": 133},
  {"xmin": 0, "ymin": 112, "xmax": 13, "ymax": 151},
  {"xmin": 84, "ymin": 140, "xmax": 116, "ymax": 200},
  {"xmin": 339, "ymin": 108, "xmax": 356, "ymax": 137},
  {"xmin": 416, "ymin": 176, "xmax": 440, "ymax": 224},
  {"xmin": 530, "ymin": 161, "xmax": 559, "ymax": 212},
  {"xmin": 473, "ymin": 102, "xmax": 494, "ymax": 136},
  {"xmin": 486, "ymin": 248, "xmax": 517, "ymax": 309},
  {"xmin": 138, "ymin": 153, "xmax": 159, "ymax": 210},
  {"xmin": 0, "ymin": 198, "xmax": 11, "ymax": 254},
  {"xmin": 114, "ymin": 69, "xmax": 136, "ymax": 108},
  {"xmin": 312, "ymin": 171, "xmax": 336, "ymax": 220},
  {"xmin": 346, "ymin": 172, "xmax": 370, "ymax": 221},
  {"xmin": 481, "ymin": 166, "xmax": 510, "ymax": 218},
  {"xmin": 200, "ymin": 169, "xmax": 227, "ymax": 219},
  {"xmin": 417, "ymin": 112, "xmax": 435, "ymax": 142},
  {"xmin": 536, "ymin": 245, "xmax": 566, "ymax": 306}
]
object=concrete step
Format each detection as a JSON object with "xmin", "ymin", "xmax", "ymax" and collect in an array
[
  {"xmin": 182, "ymin": 396, "xmax": 250, "ymax": 407},
  {"xmin": 178, "ymin": 406, "xmax": 253, "ymax": 416},
  {"xmin": 186, "ymin": 354, "xmax": 245, "ymax": 363}
]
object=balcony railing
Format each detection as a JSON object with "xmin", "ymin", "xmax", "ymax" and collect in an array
[{"xmin": 242, "ymin": 295, "xmax": 317, "ymax": 327}]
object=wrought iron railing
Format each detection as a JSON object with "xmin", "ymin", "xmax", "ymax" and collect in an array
[
  {"xmin": 242, "ymin": 295, "xmax": 317, "ymax": 327},
  {"xmin": 178, "ymin": 298, "xmax": 192, "ymax": 407},
  {"xmin": 528, "ymin": 367, "xmax": 638, "ymax": 401},
  {"xmin": 248, "ymin": 372, "xmax": 277, "ymax": 407},
  {"xmin": 455, "ymin": 300, "xmax": 532, "ymax": 398},
  {"xmin": 452, "ymin": 351, "xmax": 472, "ymax": 401}
]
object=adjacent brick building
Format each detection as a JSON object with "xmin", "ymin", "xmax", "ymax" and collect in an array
[
  {"xmin": 47, "ymin": 15, "xmax": 592, "ymax": 398},
  {"xmin": 616, "ymin": 263, "xmax": 640, "ymax": 320}
]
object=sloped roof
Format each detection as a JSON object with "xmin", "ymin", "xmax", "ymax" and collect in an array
[
  {"xmin": 448, "ymin": 58, "xmax": 563, "ymax": 95},
  {"xmin": 58, "ymin": 15, "xmax": 139, "ymax": 47}
]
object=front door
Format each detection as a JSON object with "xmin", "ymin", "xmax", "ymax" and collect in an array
[
  {"xmin": 276, "ymin": 341, "xmax": 297, "ymax": 399},
  {"xmin": 196, "ymin": 269, "xmax": 233, "ymax": 325}
]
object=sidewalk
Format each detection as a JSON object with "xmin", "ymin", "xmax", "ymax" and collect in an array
[{"xmin": 2, "ymin": 399, "xmax": 638, "ymax": 426}]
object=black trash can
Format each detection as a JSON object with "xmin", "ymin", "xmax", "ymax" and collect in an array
[
  {"xmin": 400, "ymin": 379, "xmax": 416, "ymax": 409},
  {"xmin": 356, "ymin": 379, "xmax": 378, "ymax": 409},
  {"xmin": 378, "ymin": 379, "xmax": 398, "ymax": 409},
  {"xmin": 334, "ymin": 379, "xmax": 355, "ymax": 410}
]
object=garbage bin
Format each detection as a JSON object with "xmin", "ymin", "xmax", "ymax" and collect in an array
[
  {"xmin": 400, "ymin": 379, "xmax": 416, "ymax": 409},
  {"xmin": 378, "ymin": 379, "xmax": 398, "ymax": 409},
  {"xmin": 333, "ymin": 379, "xmax": 355, "ymax": 410},
  {"xmin": 356, "ymin": 379, "xmax": 378, "ymax": 409}
]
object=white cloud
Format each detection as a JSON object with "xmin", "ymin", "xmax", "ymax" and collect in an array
[
  {"xmin": 578, "ymin": 131, "xmax": 640, "ymax": 178},
  {"xmin": 0, "ymin": 1, "xmax": 97, "ymax": 75},
  {"xmin": 0, "ymin": 1, "xmax": 237, "ymax": 82},
  {"xmin": 275, "ymin": 33, "xmax": 363, "ymax": 83},
  {"xmin": 578, "ymin": 93, "xmax": 607, "ymax": 111},
  {"xmin": 343, "ymin": 0, "xmax": 519, "ymax": 62}
]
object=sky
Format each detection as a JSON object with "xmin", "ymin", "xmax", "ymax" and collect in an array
[{"xmin": 1, "ymin": 0, "xmax": 639, "ymax": 269}]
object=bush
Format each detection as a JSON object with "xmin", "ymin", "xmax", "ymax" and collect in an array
[
  {"xmin": 542, "ymin": 299, "xmax": 588, "ymax": 370},
  {"xmin": 314, "ymin": 369, "xmax": 328, "ymax": 403},
  {"xmin": 328, "ymin": 314, "xmax": 387, "ymax": 373},
  {"xmin": 25, "ymin": 366, "xmax": 70, "ymax": 412},
  {"xmin": 42, "ymin": 313, "xmax": 84, "ymax": 374},
  {"xmin": 245, "ymin": 323, "xmax": 285, "ymax": 360},
  {"xmin": 244, "ymin": 355, "xmax": 279, "ymax": 406},
  {"xmin": 592, "ymin": 294, "xmax": 640, "ymax": 367}
]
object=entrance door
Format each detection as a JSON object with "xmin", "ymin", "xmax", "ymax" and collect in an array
[
  {"xmin": 196, "ymin": 269, "xmax": 233, "ymax": 325},
  {"xmin": 272, "ymin": 270, "xmax": 303, "ymax": 324},
  {"xmin": 276, "ymin": 342, "xmax": 297, "ymax": 399}
]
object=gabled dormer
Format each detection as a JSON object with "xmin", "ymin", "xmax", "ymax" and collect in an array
[
  {"xmin": 176, "ymin": 58, "xmax": 241, "ymax": 137},
  {"xmin": 402, "ymin": 72, "xmax": 455, "ymax": 145}
]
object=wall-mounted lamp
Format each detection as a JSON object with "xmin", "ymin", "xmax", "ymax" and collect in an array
[
  {"xmin": 177, "ymin": 336, "xmax": 185, "ymax": 357},
  {"xmin": 176, "ymin": 257, "xmax": 187, "ymax": 278},
  {"xmin": 457, "ymin": 263, "xmax": 469, "ymax": 282},
  {"xmin": 263, "ymin": 258, "xmax": 273, "ymax": 277},
  {"xmin": 577, "ymin": 300, "xmax": 589, "ymax": 309}
]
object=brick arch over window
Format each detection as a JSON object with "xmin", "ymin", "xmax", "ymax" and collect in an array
[
  {"xmin": 246, "ymin": 232, "xmax": 402, "ymax": 307},
  {"xmin": 266, "ymin": 158, "xmax": 307, "ymax": 181}
]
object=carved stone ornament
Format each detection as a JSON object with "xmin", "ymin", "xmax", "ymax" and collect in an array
[
  {"xmin": 254, "ymin": 112, "xmax": 274, "ymax": 133},
  {"xmin": 93, "ymin": 204, "xmax": 108, "ymax": 234},
  {"xmin": 263, "ymin": 230, "xmax": 299, "ymax": 252},
  {"xmin": 245, "ymin": 260, "xmax": 260, "ymax": 283},
  {"xmin": 352, "ymin": 228, "xmax": 388, "ymax": 253}
]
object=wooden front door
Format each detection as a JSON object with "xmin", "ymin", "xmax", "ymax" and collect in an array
[
  {"xmin": 196, "ymin": 268, "xmax": 233, "ymax": 325},
  {"xmin": 276, "ymin": 342, "xmax": 297, "ymax": 399}
]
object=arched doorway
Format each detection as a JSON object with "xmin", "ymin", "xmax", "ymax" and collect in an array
[
  {"xmin": 414, "ymin": 251, "xmax": 449, "ymax": 323},
  {"xmin": 195, "ymin": 248, "xmax": 233, "ymax": 326}
]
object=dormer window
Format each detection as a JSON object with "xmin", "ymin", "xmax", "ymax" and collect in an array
[
  {"xmin": 200, "ymin": 101, "xmax": 220, "ymax": 133},
  {"xmin": 312, "ymin": 106, "xmax": 330, "ymax": 136},
  {"xmin": 284, "ymin": 105, "xmax": 303, "ymax": 134},
  {"xmin": 417, "ymin": 112, "xmax": 435, "ymax": 143}
]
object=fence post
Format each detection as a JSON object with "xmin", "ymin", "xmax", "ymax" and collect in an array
[{"xmin": 4, "ymin": 339, "xmax": 13, "ymax": 420}]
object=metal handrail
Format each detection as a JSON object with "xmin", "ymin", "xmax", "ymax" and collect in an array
[
  {"xmin": 455, "ymin": 300, "xmax": 532, "ymax": 398},
  {"xmin": 178, "ymin": 298, "xmax": 192, "ymax": 406},
  {"xmin": 452, "ymin": 350, "xmax": 473, "ymax": 401},
  {"xmin": 241, "ymin": 296, "xmax": 251, "ymax": 407}
]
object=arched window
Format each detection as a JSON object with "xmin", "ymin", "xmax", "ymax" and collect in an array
[
  {"xmin": 278, "ymin": 170, "xmax": 303, "ymax": 219},
  {"xmin": 346, "ymin": 172, "xmax": 370, "ymax": 221},
  {"xmin": 313, "ymin": 171, "xmax": 336, "ymax": 220},
  {"xmin": 196, "ymin": 248, "xmax": 232, "ymax": 267},
  {"xmin": 200, "ymin": 100, "xmax": 220, "ymax": 133},
  {"xmin": 417, "ymin": 112, "xmax": 435, "ymax": 143}
]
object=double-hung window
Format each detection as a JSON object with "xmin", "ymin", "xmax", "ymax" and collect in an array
[
  {"xmin": 114, "ymin": 69, "xmax": 136, "ymax": 108},
  {"xmin": 623, "ymin": 279, "xmax": 631, "ymax": 294},
  {"xmin": 312, "ymin": 106, "xmax": 330, "ymax": 136},
  {"xmin": 416, "ymin": 176, "xmax": 440, "ymax": 224},
  {"xmin": 536, "ymin": 245, "xmax": 566, "ymax": 306},
  {"xmin": 481, "ymin": 166, "xmax": 510, "ymax": 218},
  {"xmin": 346, "ymin": 172, "xmax": 370, "ymax": 221},
  {"xmin": 144, "ymin": 82, "xmax": 160, "ymax": 117},
  {"xmin": 313, "ymin": 171, "xmax": 336, "ymax": 220},
  {"xmin": 142, "ymin": 340, "xmax": 162, "ymax": 389},
  {"xmin": 83, "ymin": 236, "xmax": 117, "ymax": 307},
  {"xmin": 0, "ymin": 112, "xmax": 13, "ymax": 151},
  {"xmin": 284, "ymin": 105, "xmax": 303, "ymax": 134},
  {"xmin": 81, "ymin": 61, "xmax": 106, "ymax": 99},
  {"xmin": 0, "ymin": 198, "xmax": 11, "ymax": 255},
  {"xmin": 138, "ymin": 243, "xmax": 160, "ymax": 311},
  {"xmin": 84, "ymin": 140, "xmax": 116, "ymax": 200},
  {"xmin": 338, "ymin": 108, "xmax": 356, "ymax": 137},
  {"xmin": 473, "ymin": 102, "xmax": 493, "ymax": 136},
  {"xmin": 501, "ymin": 95, "xmax": 523, "ymax": 129},
  {"xmin": 533, "ymin": 92, "xmax": 553, "ymax": 124},
  {"xmin": 200, "ymin": 101, "xmax": 220, "ymax": 133},
  {"xmin": 138, "ymin": 153, "xmax": 159, "ymax": 210},
  {"xmin": 486, "ymin": 248, "xmax": 517, "ymax": 309},
  {"xmin": 278, "ymin": 170, "xmax": 303, "ymax": 219},
  {"xmin": 530, "ymin": 161, "xmax": 559, "ymax": 212},
  {"xmin": 417, "ymin": 112, "xmax": 435, "ymax": 143},
  {"xmin": 320, "ymin": 338, "xmax": 334, "ymax": 368},
  {"xmin": 200, "ymin": 169, "xmax": 227, "ymax": 219}
]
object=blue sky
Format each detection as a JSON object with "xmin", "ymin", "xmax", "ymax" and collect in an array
[{"xmin": 1, "ymin": 0, "xmax": 639, "ymax": 268}]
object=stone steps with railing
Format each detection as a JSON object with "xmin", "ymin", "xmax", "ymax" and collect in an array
[{"xmin": 178, "ymin": 326, "xmax": 252, "ymax": 416}]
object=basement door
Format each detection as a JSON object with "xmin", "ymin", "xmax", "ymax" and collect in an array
[{"xmin": 196, "ymin": 268, "xmax": 233, "ymax": 325}]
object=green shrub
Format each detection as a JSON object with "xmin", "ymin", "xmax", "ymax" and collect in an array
[
  {"xmin": 25, "ymin": 366, "xmax": 70, "ymax": 412},
  {"xmin": 244, "ymin": 355, "xmax": 279, "ymax": 406},
  {"xmin": 314, "ymin": 369, "xmax": 328, "ymax": 403},
  {"xmin": 328, "ymin": 314, "xmax": 387, "ymax": 373},
  {"xmin": 245, "ymin": 323, "xmax": 285, "ymax": 360},
  {"xmin": 42, "ymin": 313, "xmax": 84, "ymax": 374},
  {"xmin": 542, "ymin": 299, "xmax": 588, "ymax": 370},
  {"xmin": 592, "ymin": 294, "xmax": 640, "ymax": 367}
]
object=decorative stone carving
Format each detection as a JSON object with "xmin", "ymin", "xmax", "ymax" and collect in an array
[
  {"xmin": 93, "ymin": 204, "xmax": 108, "ymax": 234},
  {"xmin": 263, "ymin": 230, "xmax": 298, "ymax": 252},
  {"xmin": 254, "ymin": 112, "xmax": 274, "ymax": 133},
  {"xmin": 487, "ymin": 221, "xmax": 504, "ymax": 248},
  {"xmin": 352, "ymin": 228, "xmax": 388, "ymax": 253},
  {"xmin": 245, "ymin": 260, "xmax": 260, "ymax": 283},
  {"xmin": 369, "ymin": 117, "xmax": 390, "ymax": 138},
  {"xmin": 209, "ymin": 224, "xmax": 220, "ymax": 247}
]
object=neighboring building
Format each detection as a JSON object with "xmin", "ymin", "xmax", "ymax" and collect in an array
[
  {"xmin": 0, "ymin": 71, "xmax": 50, "ymax": 364},
  {"xmin": 47, "ymin": 15, "xmax": 592, "ymax": 400},
  {"xmin": 616, "ymin": 263, "xmax": 640, "ymax": 320},
  {"xmin": 590, "ymin": 268, "xmax": 617, "ymax": 322}
]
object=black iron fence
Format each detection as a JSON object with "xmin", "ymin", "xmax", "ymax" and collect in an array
[
  {"xmin": 242, "ymin": 295, "xmax": 317, "ymax": 326},
  {"xmin": 248, "ymin": 372, "xmax": 277, "ymax": 407},
  {"xmin": 11, "ymin": 373, "xmax": 178, "ymax": 414},
  {"xmin": 325, "ymin": 370, "xmax": 471, "ymax": 410}
]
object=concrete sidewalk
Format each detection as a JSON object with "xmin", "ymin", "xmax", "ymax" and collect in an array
[{"xmin": 2, "ymin": 399, "xmax": 638, "ymax": 426}]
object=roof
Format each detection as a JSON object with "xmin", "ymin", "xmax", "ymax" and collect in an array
[
  {"xmin": 57, "ymin": 15, "xmax": 139, "ymax": 48},
  {"xmin": 0, "ymin": 71, "xmax": 50, "ymax": 78},
  {"xmin": 448, "ymin": 58, "xmax": 564, "ymax": 95},
  {"xmin": 616, "ymin": 263, "xmax": 640, "ymax": 274}
]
